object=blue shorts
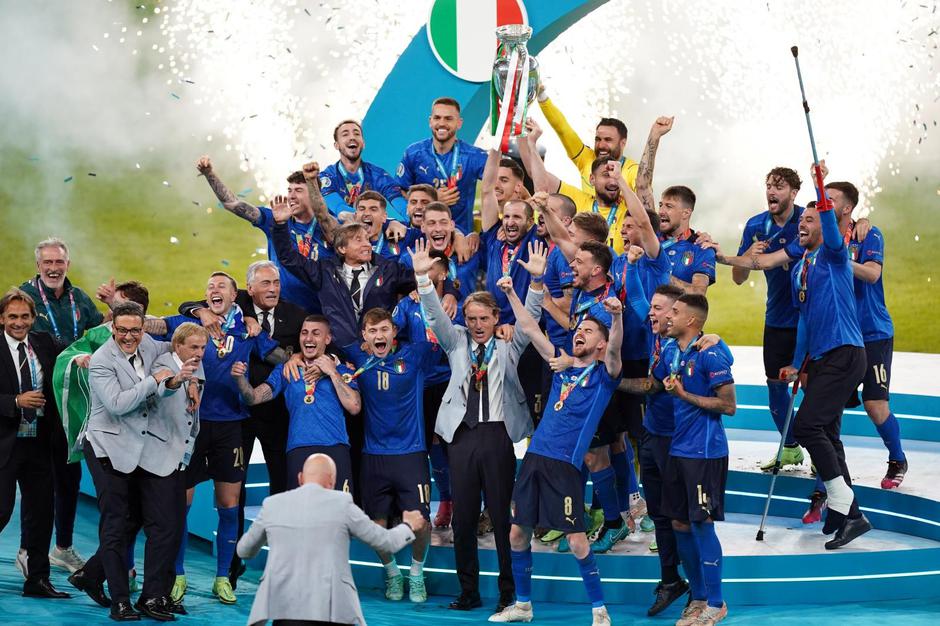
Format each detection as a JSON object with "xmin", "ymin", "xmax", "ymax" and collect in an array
[
  {"xmin": 661, "ymin": 455, "xmax": 728, "ymax": 523},
  {"xmin": 511, "ymin": 453, "xmax": 585, "ymax": 534},
  {"xmin": 360, "ymin": 452, "xmax": 431, "ymax": 521}
]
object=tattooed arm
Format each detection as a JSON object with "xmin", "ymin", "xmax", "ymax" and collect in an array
[
  {"xmin": 301, "ymin": 161, "xmax": 340, "ymax": 245},
  {"xmin": 196, "ymin": 156, "xmax": 261, "ymax": 224},
  {"xmin": 635, "ymin": 116, "xmax": 674, "ymax": 214}
]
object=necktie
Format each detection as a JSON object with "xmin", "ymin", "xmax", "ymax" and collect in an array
[
  {"xmin": 463, "ymin": 344, "xmax": 488, "ymax": 428},
  {"xmin": 17, "ymin": 343, "xmax": 36, "ymax": 423},
  {"xmin": 129, "ymin": 354, "xmax": 141, "ymax": 380},
  {"xmin": 260, "ymin": 311, "xmax": 271, "ymax": 335},
  {"xmin": 350, "ymin": 269, "xmax": 364, "ymax": 308}
]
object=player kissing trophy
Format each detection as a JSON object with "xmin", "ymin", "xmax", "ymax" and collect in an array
[{"xmin": 490, "ymin": 24, "xmax": 540, "ymax": 153}]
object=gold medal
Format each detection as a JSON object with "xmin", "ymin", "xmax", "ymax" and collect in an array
[
  {"xmin": 568, "ymin": 319, "xmax": 577, "ymax": 331},
  {"xmin": 342, "ymin": 373, "xmax": 353, "ymax": 383},
  {"xmin": 453, "ymin": 278, "xmax": 461, "ymax": 290},
  {"xmin": 475, "ymin": 379, "xmax": 483, "ymax": 391},
  {"xmin": 217, "ymin": 347, "xmax": 227, "ymax": 358},
  {"xmin": 304, "ymin": 395, "xmax": 314, "ymax": 405},
  {"xmin": 554, "ymin": 400, "xmax": 564, "ymax": 411}
]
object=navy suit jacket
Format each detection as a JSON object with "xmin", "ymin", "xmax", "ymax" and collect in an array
[{"xmin": 0, "ymin": 331, "xmax": 59, "ymax": 467}]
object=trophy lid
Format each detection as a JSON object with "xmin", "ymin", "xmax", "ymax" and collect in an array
[{"xmin": 495, "ymin": 24, "xmax": 532, "ymax": 45}]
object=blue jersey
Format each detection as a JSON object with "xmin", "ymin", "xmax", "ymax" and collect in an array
[
  {"xmin": 653, "ymin": 339, "xmax": 734, "ymax": 458},
  {"xmin": 164, "ymin": 313, "xmax": 279, "ymax": 423},
  {"xmin": 566, "ymin": 283, "xmax": 614, "ymax": 350},
  {"xmin": 344, "ymin": 342, "xmax": 437, "ymax": 455},
  {"xmin": 319, "ymin": 160, "xmax": 407, "ymax": 222},
  {"xmin": 391, "ymin": 296, "xmax": 452, "ymax": 386},
  {"xmin": 644, "ymin": 334, "xmax": 676, "ymax": 436},
  {"xmin": 528, "ymin": 363, "xmax": 620, "ymax": 466},
  {"xmin": 612, "ymin": 251, "xmax": 671, "ymax": 361},
  {"xmin": 847, "ymin": 226, "xmax": 893, "ymax": 342},
  {"xmin": 790, "ymin": 210, "xmax": 865, "ymax": 359},
  {"xmin": 255, "ymin": 207, "xmax": 333, "ymax": 313},
  {"xmin": 543, "ymin": 245, "xmax": 575, "ymax": 348},
  {"xmin": 369, "ymin": 226, "xmax": 417, "ymax": 261},
  {"xmin": 482, "ymin": 224, "xmax": 543, "ymax": 323},
  {"xmin": 661, "ymin": 232, "xmax": 716, "ymax": 285},
  {"xmin": 265, "ymin": 361, "xmax": 357, "ymax": 451},
  {"xmin": 399, "ymin": 242, "xmax": 482, "ymax": 300},
  {"xmin": 738, "ymin": 208, "xmax": 802, "ymax": 329},
  {"xmin": 396, "ymin": 138, "xmax": 487, "ymax": 233}
]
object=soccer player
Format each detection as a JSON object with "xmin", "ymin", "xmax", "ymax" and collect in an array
[
  {"xmin": 488, "ymin": 282, "xmax": 623, "ymax": 626},
  {"xmin": 655, "ymin": 186, "xmax": 716, "ymax": 295},
  {"xmin": 232, "ymin": 315, "xmax": 361, "ymax": 492},
  {"xmin": 319, "ymin": 119, "xmax": 408, "ymax": 222},
  {"xmin": 405, "ymin": 184, "xmax": 439, "ymax": 228},
  {"xmin": 19, "ymin": 237, "xmax": 104, "ymax": 575},
  {"xmin": 536, "ymin": 78, "xmax": 638, "ymax": 194},
  {"xmin": 636, "ymin": 293, "xmax": 735, "ymax": 626},
  {"xmin": 196, "ymin": 156, "xmax": 332, "ymax": 313},
  {"xmin": 399, "ymin": 202, "xmax": 482, "ymax": 300},
  {"xmin": 397, "ymin": 97, "xmax": 488, "ymax": 234},
  {"xmin": 144, "ymin": 272, "xmax": 286, "ymax": 605},
  {"xmin": 343, "ymin": 308, "xmax": 438, "ymax": 604}
]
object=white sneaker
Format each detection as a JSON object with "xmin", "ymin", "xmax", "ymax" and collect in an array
[
  {"xmin": 676, "ymin": 600, "xmax": 708, "ymax": 626},
  {"xmin": 49, "ymin": 545, "xmax": 86, "ymax": 573},
  {"xmin": 489, "ymin": 601, "xmax": 534, "ymax": 622},
  {"xmin": 592, "ymin": 605, "xmax": 612, "ymax": 625},
  {"xmin": 14, "ymin": 549, "xmax": 27, "ymax": 579}
]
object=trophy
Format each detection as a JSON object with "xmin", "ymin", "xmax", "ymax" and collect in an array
[{"xmin": 490, "ymin": 24, "xmax": 540, "ymax": 153}]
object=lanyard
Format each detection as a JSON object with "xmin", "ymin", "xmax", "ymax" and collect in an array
[
  {"xmin": 591, "ymin": 199, "xmax": 619, "ymax": 228},
  {"xmin": 648, "ymin": 335, "xmax": 663, "ymax": 378},
  {"xmin": 660, "ymin": 229, "xmax": 692, "ymax": 252},
  {"xmin": 291, "ymin": 218, "xmax": 319, "ymax": 259},
  {"xmin": 418, "ymin": 300, "xmax": 440, "ymax": 344},
  {"xmin": 17, "ymin": 342, "xmax": 40, "ymax": 392},
  {"xmin": 570, "ymin": 282, "xmax": 612, "ymax": 330},
  {"xmin": 431, "ymin": 142, "xmax": 461, "ymax": 188},
  {"xmin": 797, "ymin": 248, "xmax": 819, "ymax": 304},
  {"xmin": 337, "ymin": 162, "xmax": 364, "ymax": 205},
  {"xmin": 553, "ymin": 362, "xmax": 598, "ymax": 411},
  {"xmin": 469, "ymin": 337, "xmax": 497, "ymax": 389},
  {"xmin": 372, "ymin": 230, "xmax": 386, "ymax": 254},
  {"xmin": 669, "ymin": 336, "xmax": 700, "ymax": 379},
  {"xmin": 342, "ymin": 344, "xmax": 397, "ymax": 383},
  {"xmin": 211, "ymin": 307, "xmax": 244, "ymax": 356},
  {"xmin": 501, "ymin": 240, "xmax": 523, "ymax": 276},
  {"xmin": 302, "ymin": 361, "xmax": 318, "ymax": 405},
  {"xmin": 34, "ymin": 278, "xmax": 77, "ymax": 342},
  {"xmin": 441, "ymin": 242, "xmax": 458, "ymax": 282}
]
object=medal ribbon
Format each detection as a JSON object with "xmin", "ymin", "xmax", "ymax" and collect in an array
[
  {"xmin": 291, "ymin": 218, "xmax": 319, "ymax": 259},
  {"xmin": 418, "ymin": 300, "xmax": 440, "ymax": 344},
  {"xmin": 346, "ymin": 343, "xmax": 397, "ymax": 382},
  {"xmin": 431, "ymin": 142, "xmax": 461, "ymax": 188},
  {"xmin": 660, "ymin": 228, "xmax": 693, "ymax": 252},
  {"xmin": 570, "ymin": 282, "xmax": 612, "ymax": 328},
  {"xmin": 797, "ymin": 248, "xmax": 819, "ymax": 303},
  {"xmin": 337, "ymin": 162, "xmax": 364, "ymax": 206},
  {"xmin": 302, "ymin": 363, "xmax": 318, "ymax": 403},
  {"xmin": 501, "ymin": 241, "xmax": 523, "ymax": 276},
  {"xmin": 210, "ymin": 306, "xmax": 246, "ymax": 355},
  {"xmin": 442, "ymin": 243, "xmax": 458, "ymax": 281},
  {"xmin": 669, "ymin": 334, "xmax": 701, "ymax": 379},
  {"xmin": 371, "ymin": 230, "xmax": 386, "ymax": 254},
  {"xmin": 555, "ymin": 361, "xmax": 598, "ymax": 409},
  {"xmin": 34, "ymin": 278, "xmax": 78, "ymax": 342},
  {"xmin": 469, "ymin": 337, "xmax": 497, "ymax": 388}
]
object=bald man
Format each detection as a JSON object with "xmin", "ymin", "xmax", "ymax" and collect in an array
[{"xmin": 237, "ymin": 454, "xmax": 425, "ymax": 626}]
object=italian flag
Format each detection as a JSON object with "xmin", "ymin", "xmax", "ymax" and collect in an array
[{"xmin": 427, "ymin": 0, "xmax": 528, "ymax": 82}]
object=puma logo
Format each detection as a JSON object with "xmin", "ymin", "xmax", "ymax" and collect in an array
[
  {"xmin": 565, "ymin": 516, "xmax": 577, "ymax": 525},
  {"xmin": 418, "ymin": 165, "xmax": 429, "ymax": 174},
  {"xmin": 703, "ymin": 560, "xmax": 719, "ymax": 567}
]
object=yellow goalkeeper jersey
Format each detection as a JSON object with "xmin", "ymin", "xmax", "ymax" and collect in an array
[{"xmin": 559, "ymin": 181, "xmax": 629, "ymax": 255}]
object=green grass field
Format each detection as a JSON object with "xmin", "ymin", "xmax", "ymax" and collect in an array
[{"xmin": 1, "ymin": 146, "xmax": 937, "ymax": 351}]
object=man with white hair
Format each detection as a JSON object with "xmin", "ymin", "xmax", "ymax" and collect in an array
[
  {"xmin": 237, "ymin": 453, "xmax": 426, "ymax": 626},
  {"xmin": 19, "ymin": 237, "xmax": 103, "ymax": 576}
]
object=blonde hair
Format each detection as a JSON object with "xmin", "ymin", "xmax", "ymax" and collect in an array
[{"xmin": 171, "ymin": 322, "xmax": 210, "ymax": 348}]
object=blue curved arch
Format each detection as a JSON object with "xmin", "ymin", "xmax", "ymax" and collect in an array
[{"xmin": 362, "ymin": 0, "xmax": 609, "ymax": 172}]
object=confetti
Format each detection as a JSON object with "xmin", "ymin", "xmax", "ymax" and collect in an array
[
  {"xmin": 170, "ymin": 236, "xmax": 180, "ymax": 244},
  {"xmin": 192, "ymin": 200, "xmax": 200, "ymax": 205},
  {"xmin": 88, "ymin": 172, "xmax": 97, "ymax": 177},
  {"xmin": 27, "ymin": 156, "xmax": 39, "ymax": 162},
  {"xmin": 163, "ymin": 180, "xmax": 171, "ymax": 187},
  {"xmin": 135, "ymin": 163, "xmax": 141, "ymax": 169},
  {"xmin": 170, "ymin": 92, "xmax": 181, "ymax": 99},
  {"xmin": 64, "ymin": 176, "xmax": 73, "ymax": 183},
  {"xmin": 221, "ymin": 259, "xmax": 230, "ymax": 266}
]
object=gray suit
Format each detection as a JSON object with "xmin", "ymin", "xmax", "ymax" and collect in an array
[
  {"xmin": 237, "ymin": 483, "xmax": 415, "ymax": 626},
  {"xmin": 419, "ymin": 282, "xmax": 543, "ymax": 444},
  {"xmin": 145, "ymin": 352, "xmax": 203, "ymax": 476},
  {"xmin": 86, "ymin": 335, "xmax": 173, "ymax": 473}
]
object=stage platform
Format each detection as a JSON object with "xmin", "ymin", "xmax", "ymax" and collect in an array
[{"xmin": 75, "ymin": 348, "xmax": 940, "ymax": 610}]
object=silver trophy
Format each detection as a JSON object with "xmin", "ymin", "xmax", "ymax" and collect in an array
[{"xmin": 491, "ymin": 24, "xmax": 540, "ymax": 151}]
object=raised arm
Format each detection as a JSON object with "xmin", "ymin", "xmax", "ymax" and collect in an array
[
  {"xmin": 613, "ymin": 160, "xmax": 660, "ymax": 258},
  {"xmin": 196, "ymin": 156, "xmax": 261, "ymax": 224},
  {"xmin": 412, "ymin": 240, "xmax": 461, "ymax": 350},
  {"xmin": 481, "ymin": 148, "xmax": 502, "ymax": 232},
  {"xmin": 302, "ymin": 161, "xmax": 340, "ymax": 245},
  {"xmin": 518, "ymin": 119, "xmax": 561, "ymax": 193},
  {"xmin": 635, "ymin": 116, "xmax": 673, "ymax": 215},
  {"xmin": 537, "ymin": 88, "xmax": 588, "ymax": 160},
  {"xmin": 271, "ymin": 200, "xmax": 323, "ymax": 290},
  {"xmin": 529, "ymin": 191, "xmax": 578, "ymax": 261},
  {"xmin": 602, "ymin": 298, "xmax": 623, "ymax": 378},
  {"xmin": 500, "ymin": 276, "xmax": 553, "ymax": 361},
  {"xmin": 623, "ymin": 248, "xmax": 651, "ymax": 320}
]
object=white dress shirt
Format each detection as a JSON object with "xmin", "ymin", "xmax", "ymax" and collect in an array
[
  {"xmin": 339, "ymin": 262, "xmax": 376, "ymax": 314},
  {"xmin": 5, "ymin": 331, "xmax": 43, "ymax": 390},
  {"xmin": 254, "ymin": 304, "xmax": 276, "ymax": 337},
  {"xmin": 465, "ymin": 338, "xmax": 504, "ymax": 424},
  {"xmin": 126, "ymin": 350, "xmax": 145, "ymax": 380}
]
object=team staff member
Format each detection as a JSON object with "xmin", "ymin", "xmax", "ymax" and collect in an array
[
  {"xmin": 0, "ymin": 289, "xmax": 71, "ymax": 600},
  {"xmin": 20, "ymin": 237, "xmax": 103, "ymax": 576},
  {"xmin": 415, "ymin": 239, "xmax": 548, "ymax": 614},
  {"xmin": 342, "ymin": 309, "xmax": 439, "ymax": 604},
  {"xmin": 489, "ymin": 279, "xmax": 623, "ymax": 626},
  {"xmin": 397, "ymin": 97, "xmax": 488, "ymax": 234},
  {"xmin": 536, "ymin": 78, "xmax": 638, "ymax": 194},
  {"xmin": 233, "ymin": 315, "xmax": 360, "ymax": 492},
  {"xmin": 319, "ymin": 119, "xmax": 408, "ymax": 221}
]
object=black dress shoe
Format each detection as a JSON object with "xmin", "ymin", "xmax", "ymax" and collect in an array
[
  {"xmin": 22, "ymin": 577, "xmax": 71, "ymax": 599},
  {"xmin": 822, "ymin": 507, "xmax": 846, "ymax": 535},
  {"xmin": 825, "ymin": 514, "xmax": 872, "ymax": 550},
  {"xmin": 647, "ymin": 578, "xmax": 690, "ymax": 616},
  {"xmin": 134, "ymin": 596, "xmax": 176, "ymax": 621},
  {"xmin": 228, "ymin": 558, "xmax": 247, "ymax": 589},
  {"xmin": 495, "ymin": 592, "xmax": 515, "ymax": 612},
  {"xmin": 448, "ymin": 592, "xmax": 482, "ymax": 610},
  {"xmin": 109, "ymin": 600, "xmax": 141, "ymax": 621},
  {"xmin": 68, "ymin": 569, "xmax": 112, "ymax": 608},
  {"xmin": 158, "ymin": 596, "xmax": 187, "ymax": 615}
]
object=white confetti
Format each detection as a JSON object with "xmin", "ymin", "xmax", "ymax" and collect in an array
[{"xmin": 169, "ymin": 236, "xmax": 179, "ymax": 244}]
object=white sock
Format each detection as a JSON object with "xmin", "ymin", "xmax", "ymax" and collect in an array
[
  {"xmin": 516, "ymin": 600, "xmax": 532, "ymax": 609},
  {"xmin": 410, "ymin": 559, "xmax": 424, "ymax": 577},
  {"xmin": 823, "ymin": 477, "xmax": 855, "ymax": 515},
  {"xmin": 384, "ymin": 561, "xmax": 400, "ymax": 578}
]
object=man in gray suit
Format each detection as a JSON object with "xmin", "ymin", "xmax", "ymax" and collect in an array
[
  {"xmin": 85, "ymin": 302, "xmax": 204, "ymax": 621},
  {"xmin": 412, "ymin": 238, "xmax": 548, "ymax": 612},
  {"xmin": 237, "ymin": 453, "xmax": 426, "ymax": 626}
]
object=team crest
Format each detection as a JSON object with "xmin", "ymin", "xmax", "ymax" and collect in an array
[
  {"xmin": 319, "ymin": 175, "xmax": 331, "ymax": 189},
  {"xmin": 681, "ymin": 251, "xmax": 694, "ymax": 266},
  {"xmin": 685, "ymin": 360, "xmax": 695, "ymax": 378},
  {"xmin": 393, "ymin": 359, "xmax": 406, "ymax": 374},
  {"xmin": 396, "ymin": 162, "xmax": 405, "ymax": 177},
  {"xmin": 848, "ymin": 244, "xmax": 860, "ymax": 262},
  {"xmin": 375, "ymin": 275, "xmax": 383, "ymax": 287}
]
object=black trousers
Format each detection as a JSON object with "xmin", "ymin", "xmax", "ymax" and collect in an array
[
  {"xmin": 793, "ymin": 346, "xmax": 866, "ymax": 483},
  {"xmin": 448, "ymin": 422, "xmax": 516, "ymax": 597},
  {"xmin": 639, "ymin": 432, "xmax": 679, "ymax": 575},
  {"xmin": 20, "ymin": 424, "xmax": 80, "ymax": 553},
  {"xmin": 85, "ymin": 442, "xmax": 184, "ymax": 603},
  {"xmin": 0, "ymin": 437, "xmax": 53, "ymax": 582}
]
